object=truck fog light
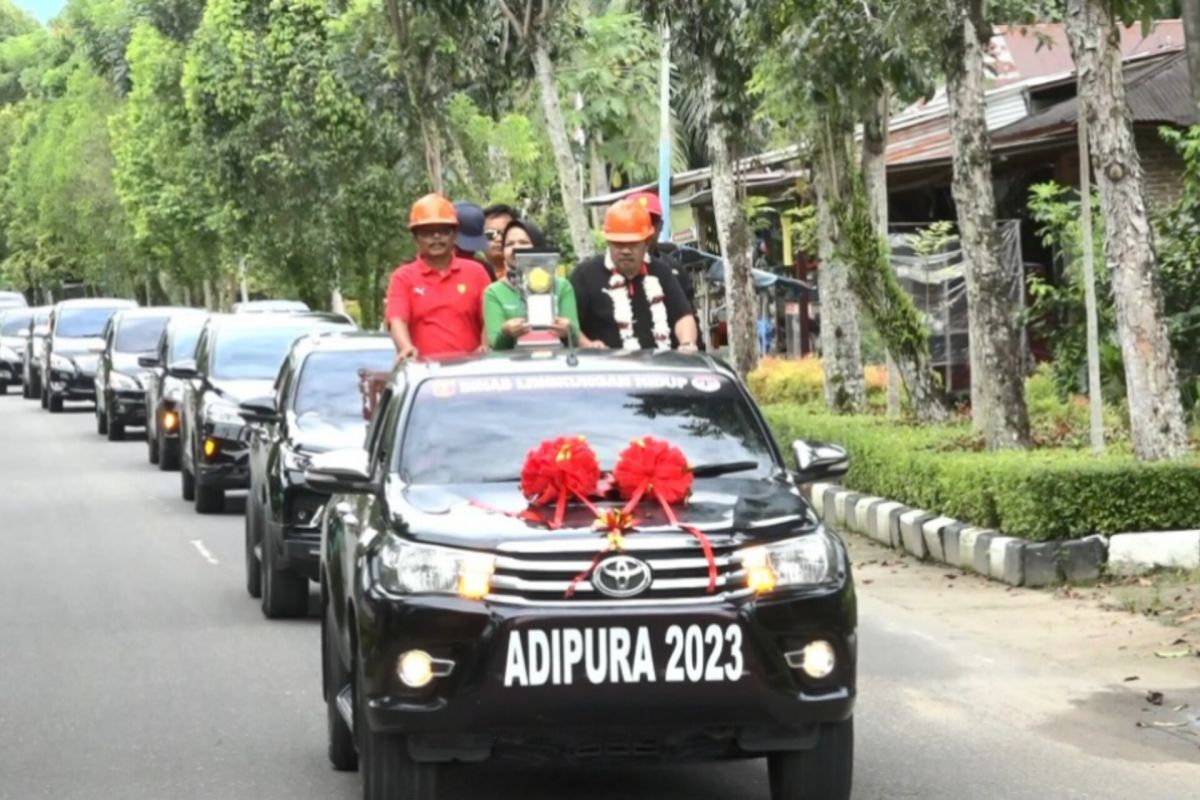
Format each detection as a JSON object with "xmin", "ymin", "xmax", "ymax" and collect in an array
[
  {"xmin": 398, "ymin": 650, "xmax": 435, "ymax": 688},
  {"xmin": 788, "ymin": 640, "xmax": 837, "ymax": 680},
  {"xmin": 163, "ymin": 410, "xmax": 178, "ymax": 432},
  {"xmin": 203, "ymin": 438, "xmax": 219, "ymax": 459}
]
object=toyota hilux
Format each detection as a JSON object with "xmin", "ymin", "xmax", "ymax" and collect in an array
[{"xmin": 314, "ymin": 351, "xmax": 855, "ymax": 800}]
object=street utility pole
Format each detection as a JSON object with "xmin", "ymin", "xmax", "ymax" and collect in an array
[{"xmin": 1077, "ymin": 111, "xmax": 1105, "ymax": 454}]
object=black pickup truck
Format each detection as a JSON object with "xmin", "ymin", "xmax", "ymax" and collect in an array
[{"xmin": 314, "ymin": 351, "xmax": 855, "ymax": 800}]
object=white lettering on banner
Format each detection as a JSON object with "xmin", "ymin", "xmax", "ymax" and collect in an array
[
  {"xmin": 503, "ymin": 625, "xmax": 745, "ymax": 688},
  {"xmin": 438, "ymin": 373, "xmax": 701, "ymax": 399}
]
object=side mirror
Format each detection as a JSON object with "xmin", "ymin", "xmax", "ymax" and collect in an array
[
  {"xmin": 305, "ymin": 448, "xmax": 374, "ymax": 495},
  {"xmin": 792, "ymin": 440, "xmax": 849, "ymax": 484},
  {"xmin": 89, "ymin": 344, "xmax": 106, "ymax": 354},
  {"xmin": 168, "ymin": 358, "xmax": 199, "ymax": 380},
  {"xmin": 138, "ymin": 354, "xmax": 161, "ymax": 369},
  {"xmin": 239, "ymin": 396, "xmax": 281, "ymax": 425}
]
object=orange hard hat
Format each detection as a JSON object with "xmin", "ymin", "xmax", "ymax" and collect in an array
[
  {"xmin": 628, "ymin": 191, "xmax": 664, "ymax": 218},
  {"xmin": 603, "ymin": 200, "xmax": 654, "ymax": 243},
  {"xmin": 409, "ymin": 193, "xmax": 458, "ymax": 230}
]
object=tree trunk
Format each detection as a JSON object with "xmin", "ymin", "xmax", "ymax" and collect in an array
[
  {"xmin": 862, "ymin": 89, "xmax": 903, "ymax": 418},
  {"xmin": 531, "ymin": 38, "xmax": 595, "ymax": 260},
  {"xmin": 418, "ymin": 111, "xmax": 444, "ymax": 195},
  {"xmin": 702, "ymin": 59, "xmax": 759, "ymax": 381},
  {"xmin": 202, "ymin": 277, "xmax": 215, "ymax": 311},
  {"xmin": 1065, "ymin": 0, "xmax": 1188, "ymax": 461},
  {"xmin": 1184, "ymin": 0, "xmax": 1200, "ymax": 115},
  {"xmin": 944, "ymin": 0, "xmax": 1030, "ymax": 449},
  {"xmin": 588, "ymin": 137, "xmax": 609, "ymax": 229},
  {"xmin": 813, "ymin": 109, "xmax": 867, "ymax": 413}
]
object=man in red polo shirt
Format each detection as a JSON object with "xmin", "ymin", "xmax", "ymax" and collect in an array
[{"xmin": 386, "ymin": 194, "xmax": 493, "ymax": 360}]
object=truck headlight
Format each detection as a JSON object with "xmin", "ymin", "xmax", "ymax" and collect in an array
[
  {"xmin": 737, "ymin": 528, "xmax": 839, "ymax": 594},
  {"xmin": 283, "ymin": 448, "xmax": 312, "ymax": 472},
  {"xmin": 50, "ymin": 353, "xmax": 75, "ymax": 373},
  {"xmin": 376, "ymin": 535, "xmax": 494, "ymax": 599},
  {"xmin": 110, "ymin": 371, "xmax": 142, "ymax": 391},
  {"xmin": 204, "ymin": 400, "xmax": 242, "ymax": 425}
]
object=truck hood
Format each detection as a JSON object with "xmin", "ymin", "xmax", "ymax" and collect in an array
[
  {"xmin": 292, "ymin": 421, "xmax": 367, "ymax": 454},
  {"xmin": 388, "ymin": 476, "xmax": 814, "ymax": 550}
]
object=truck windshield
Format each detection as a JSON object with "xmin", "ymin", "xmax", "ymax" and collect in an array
[
  {"xmin": 398, "ymin": 372, "xmax": 776, "ymax": 485},
  {"xmin": 115, "ymin": 317, "xmax": 170, "ymax": 353},
  {"xmin": 293, "ymin": 349, "xmax": 395, "ymax": 432},
  {"xmin": 1, "ymin": 310, "xmax": 32, "ymax": 335},
  {"xmin": 57, "ymin": 308, "xmax": 122, "ymax": 338},
  {"xmin": 211, "ymin": 324, "xmax": 341, "ymax": 380}
]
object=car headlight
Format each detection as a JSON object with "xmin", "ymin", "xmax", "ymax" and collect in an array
[
  {"xmin": 736, "ymin": 528, "xmax": 839, "ymax": 594},
  {"xmin": 110, "ymin": 371, "xmax": 142, "ymax": 391},
  {"xmin": 204, "ymin": 400, "xmax": 242, "ymax": 425},
  {"xmin": 50, "ymin": 353, "xmax": 76, "ymax": 373},
  {"xmin": 376, "ymin": 535, "xmax": 495, "ymax": 599}
]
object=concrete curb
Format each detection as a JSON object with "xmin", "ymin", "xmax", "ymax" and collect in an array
[{"xmin": 802, "ymin": 485, "xmax": 1193, "ymax": 588}]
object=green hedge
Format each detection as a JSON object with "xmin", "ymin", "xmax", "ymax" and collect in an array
[{"xmin": 764, "ymin": 405, "xmax": 1200, "ymax": 541}]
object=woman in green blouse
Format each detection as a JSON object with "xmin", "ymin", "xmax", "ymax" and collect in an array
[{"xmin": 483, "ymin": 219, "xmax": 588, "ymax": 350}]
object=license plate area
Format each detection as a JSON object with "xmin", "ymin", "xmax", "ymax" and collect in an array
[{"xmin": 500, "ymin": 619, "xmax": 746, "ymax": 689}]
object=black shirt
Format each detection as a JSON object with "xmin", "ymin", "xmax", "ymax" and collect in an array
[{"xmin": 571, "ymin": 255, "xmax": 694, "ymax": 350}]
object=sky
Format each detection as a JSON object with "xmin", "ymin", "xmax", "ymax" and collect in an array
[{"xmin": 17, "ymin": 1, "xmax": 64, "ymax": 24}]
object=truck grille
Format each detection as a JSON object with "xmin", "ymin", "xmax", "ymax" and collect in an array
[{"xmin": 488, "ymin": 533, "xmax": 752, "ymax": 606}]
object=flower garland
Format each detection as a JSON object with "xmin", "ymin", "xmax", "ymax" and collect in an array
[
  {"xmin": 478, "ymin": 435, "xmax": 719, "ymax": 599},
  {"xmin": 603, "ymin": 252, "xmax": 671, "ymax": 351}
]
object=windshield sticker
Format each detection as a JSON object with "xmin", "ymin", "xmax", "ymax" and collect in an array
[{"xmin": 424, "ymin": 373, "xmax": 715, "ymax": 398}]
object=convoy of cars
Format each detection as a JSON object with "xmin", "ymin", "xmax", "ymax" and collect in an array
[
  {"xmin": 2, "ymin": 295, "xmax": 857, "ymax": 800},
  {"xmin": 0, "ymin": 306, "xmax": 33, "ymax": 395}
]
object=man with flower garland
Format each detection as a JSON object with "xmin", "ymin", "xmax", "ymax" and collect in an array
[{"xmin": 570, "ymin": 200, "xmax": 699, "ymax": 352}]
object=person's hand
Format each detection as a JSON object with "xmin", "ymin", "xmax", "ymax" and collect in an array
[
  {"xmin": 502, "ymin": 318, "xmax": 531, "ymax": 339},
  {"xmin": 477, "ymin": 342, "xmax": 490, "ymax": 354},
  {"xmin": 395, "ymin": 345, "xmax": 417, "ymax": 364},
  {"xmin": 678, "ymin": 341, "xmax": 699, "ymax": 354},
  {"xmin": 550, "ymin": 317, "xmax": 572, "ymax": 339},
  {"xmin": 583, "ymin": 339, "xmax": 608, "ymax": 350}
]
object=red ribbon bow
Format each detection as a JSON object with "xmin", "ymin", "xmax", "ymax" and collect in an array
[{"xmin": 519, "ymin": 436, "xmax": 601, "ymax": 528}]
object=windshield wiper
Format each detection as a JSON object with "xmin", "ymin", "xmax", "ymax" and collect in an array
[{"xmin": 689, "ymin": 461, "xmax": 760, "ymax": 479}]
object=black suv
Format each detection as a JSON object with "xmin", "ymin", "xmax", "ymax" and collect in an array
[
  {"xmin": 173, "ymin": 312, "xmax": 354, "ymax": 514},
  {"xmin": 42, "ymin": 298, "xmax": 137, "ymax": 412},
  {"xmin": 94, "ymin": 308, "xmax": 191, "ymax": 441},
  {"xmin": 241, "ymin": 331, "xmax": 395, "ymax": 618},
  {"xmin": 0, "ymin": 307, "xmax": 34, "ymax": 395},
  {"xmin": 20, "ymin": 306, "xmax": 50, "ymax": 400},
  {"xmin": 140, "ymin": 311, "xmax": 208, "ymax": 469},
  {"xmin": 315, "ymin": 351, "xmax": 855, "ymax": 800}
]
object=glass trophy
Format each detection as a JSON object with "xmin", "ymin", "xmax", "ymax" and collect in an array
[{"xmin": 513, "ymin": 250, "xmax": 561, "ymax": 329}]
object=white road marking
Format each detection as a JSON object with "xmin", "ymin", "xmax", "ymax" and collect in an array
[{"xmin": 190, "ymin": 539, "xmax": 219, "ymax": 566}]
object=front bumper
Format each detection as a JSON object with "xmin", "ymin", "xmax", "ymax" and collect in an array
[
  {"xmin": 110, "ymin": 390, "xmax": 147, "ymax": 425},
  {"xmin": 49, "ymin": 370, "xmax": 96, "ymax": 400},
  {"xmin": 355, "ymin": 584, "xmax": 856, "ymax": 762},
  {"xmin": 194, "ymin": 421, "xmax": 250, "ymax": 489}
]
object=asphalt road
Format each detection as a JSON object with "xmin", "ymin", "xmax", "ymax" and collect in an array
[{"xmin": 1, "ymin": 394, "xmax": 1197, "ymax": 800}]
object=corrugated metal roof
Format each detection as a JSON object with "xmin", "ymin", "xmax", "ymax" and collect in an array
[{"xmin": 994, "ymin": 52, "xmax": 1197, "ymax": 142}]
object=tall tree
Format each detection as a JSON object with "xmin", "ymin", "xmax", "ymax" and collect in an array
[
  {"xmin": 1064, "ymin": 0, "xmax": 1189, "ymax": 460},
  {"xmin": 1184, "ymin": 0, "xmax": 1200, "ymax": 114},
  {"xmin": 640, "ymin": 0, "xmax": 760, "ymax": 380},
  {"xmin": 937, "ymin": 0, "xmax": 1031, "ymax": 448},
  {"xmin": 497, "ymin": 1, "xmax": 596, "ymax": 260}
]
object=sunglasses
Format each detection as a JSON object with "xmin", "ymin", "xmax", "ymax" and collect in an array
[{"xmin": 484, "ymin": 230, "xmax": 503, "ymax": 241}]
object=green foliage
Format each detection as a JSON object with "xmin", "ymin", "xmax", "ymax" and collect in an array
[
  {"xmin": 1024, "ymin": 363, "xmax": 1127, "ymax": 447},
  {"xmin": 764, "ymin": 404, "xmax": 1200, "ymax": 540},
  {"xmin": 1157, "ymin": 125, "xmax": 1200, "ymax": 415}
]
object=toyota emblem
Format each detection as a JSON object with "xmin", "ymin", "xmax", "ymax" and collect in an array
[{"xmin": 592, "ymin": 555, "xmax": 653, "ymax": 599}]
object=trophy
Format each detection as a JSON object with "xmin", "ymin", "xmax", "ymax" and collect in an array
[{"xmin": 512, "ymin": 250, "xmax": 562, "ymax": 329}]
